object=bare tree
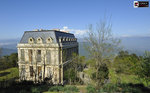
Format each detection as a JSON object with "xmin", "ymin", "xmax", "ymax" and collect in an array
[{"xmin": 84, "ymin": 18, "xmax": 121, "ymax": 87}]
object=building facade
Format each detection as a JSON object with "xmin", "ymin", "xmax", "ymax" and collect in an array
[{"xmin": 17, "ymin": 29, "xmax": 78, "ymax": 84}]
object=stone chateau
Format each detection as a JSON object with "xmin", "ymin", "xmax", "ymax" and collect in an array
[{"xmin": 17, "ymin": 29, "xmax": 78, "ymax": 84}]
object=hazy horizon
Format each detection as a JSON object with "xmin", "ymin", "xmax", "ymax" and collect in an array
[{"xmin": 0, "ymin": 36, "xmax": 150, "ymax": 57}]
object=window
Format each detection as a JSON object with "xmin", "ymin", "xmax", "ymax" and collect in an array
[
  {"xmin": 66, "ymin": 38, "xmax": 68, "ymax": 41},
  {"xmin": 21, "ymin": 49, "xmax": 25, "ymax": 61},
  {"xmin": 28, "ymin": 50, "xmax": 33, "ymax": 62},
  {"xmin": 28, "ymin": 37, "xmax": 34, "ymax": 43},
  {"xmin": 30, "ymin": 39, "xmax": 32, "ymax": 41},
  {"xmin": 46, "ymin": 50, "xmax": 51, "ymax": 64},
  {"xmin": 59, "ymin": 37, "xmax": 62, "ymax": 42},
  {"xmin": 47, "ymin": 67, "xmax": 52, "ymax": 78},
  {"xmin": 38, "ymin": 66, "xmax": 42, "ymax": 77},
  {"xmin": 30, "ymin": 66, "xmax": 33, "ymax": 77},
  {"xmin": 54, "ymin": 68, "xmax": 58, "ymax": 82},
  {"xmin": 37, "ymin": 50, "xmax": 41, "ymax": 62},
  {"xmin": 37, "ymin": 37, "xmax": 43, "ymax": 43},
  {"xmin": 46, "ymin": 37, "xmax": 53, "ymax": 43},
  {"xmin": 54, "ymin": 52, "xmax": 56, "ymax": 65},
  {"xmin": 63, "ymin": 37, "xmax": 66, "ymax": 41}
]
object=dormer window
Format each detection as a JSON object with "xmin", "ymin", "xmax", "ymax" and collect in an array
[
  {"xmin": 59, "ymin": 37, "xmax": 62, "ymax": 42},
  {"xmin": 66, "ymin": 38, "xmax": 68, "ymax": 41},
  {"xmin": 28, "ymin": 37, "xmax": 34, "ymax": 43},
  {"xmin": 63, "ymin": 37, "xmax": 66, "ymax": 42},
  {"xmin": 46, "ymin": 37, "xmax": 53, "ymax": 43},
  {"xmin": 37, "ymin": 37, "xmax": 43, "ymax": 43}
]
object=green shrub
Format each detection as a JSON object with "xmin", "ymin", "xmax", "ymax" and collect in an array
[
  {"xmin": 64, "ymin": 85, "xmax": 79, "ymax": 92},
  {"xmin": 91, "ymin": 63, "xmax": 109, "ymax": 86},
  {"xmin": 38, "ymin": 85, "xmax": 48, "ymax": 92},
  {"xmin": 48, "ymin": 86, "xmax": 64, "ymax": 92},
  {"xmin": 99, "ymin": 83, "xmax": 143, "ymax": 93},
  {"xmin": 31, "ymin": 87, "xmax": 40, "ymax": 93},
  {"xmin": 101, "ymin": 83, "xmax": 119, "ymax": 92},
  {"xmin": 19, "ymin": 90, "xmax": 28, "ymax": 93},
  {"xmin": 120, "ymin": 84, "xmax": 142, "ymax": 93},
  {"xmin": 48, "ymin": 85, "xmax": 79, "ymax": 92},
  {"xmin": 86, "ymin": 85, "xmax": 96, "ymax": 93}
]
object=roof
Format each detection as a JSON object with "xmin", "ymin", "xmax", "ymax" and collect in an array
[{"xmin": 19, "ymin": 30, "xmax": 75, "ymax": 44}]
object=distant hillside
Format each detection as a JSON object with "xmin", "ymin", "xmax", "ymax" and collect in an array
[
  {"xmin": 0, "ymin": 38, "xmax": 19, "ymax": 50},
  {"xmin": 121, "ymin": 37, "xmax": 150, "ymax": 56},
  {"xmin": 1, "ymin": 48, "xmax": 17, "ymax": 56},
  {"xmin": 79, "ymin": 42, "xmax": 89, "ymax": 57},
  {"xmin": 0, "ymin": 38, "xmax": 19, "ymax": 56},
  {"xmin": 78, "ymin": 36, "xmax": 150, "ymax": 57},
  {"xmin": 0, "ymin": 36, "xmax": 150, "ymax": 57}
]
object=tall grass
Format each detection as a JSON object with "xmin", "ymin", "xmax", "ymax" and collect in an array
[{"xmin": 0, "ymin": 67, "xmax": 19, "ymax": 81}]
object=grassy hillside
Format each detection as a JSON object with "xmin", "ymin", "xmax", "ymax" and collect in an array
[
  {"xmin": 0, "ymin": 67, "xmax": 19, "ymax": 81},
  {"xmin": 109, "ymin": 69, "xmax": 139, "ymax": 83}
]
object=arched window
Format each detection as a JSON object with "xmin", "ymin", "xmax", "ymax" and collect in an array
[
  {"xmin": 46, "ymin": 37, "xmax": 53, "ymax": 43},
  {"xmin": 59, "ymin": 37, "xmax": 62, "ymax": 42},
  {"xmin": 37, "ymin": 37, "xmax": 43, "ymax": 43},
  {"xmin": 63, "ymin": 37, "xmax": 66, "ymax": 42},
  {"xmin": 66, "ymin": 37, "xmax": 68, "ymax": 41},
  {"xmin": 28, "ymin": 37, "xmax": 34, "ymax": 43}
]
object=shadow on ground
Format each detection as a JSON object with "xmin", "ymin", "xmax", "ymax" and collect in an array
[{"xmin": 0, "ymin": 72, "xmax": 10, "ymax": 77}]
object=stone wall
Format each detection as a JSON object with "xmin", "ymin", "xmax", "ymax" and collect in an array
[{"xmin": 17, "ymin": 42, "xmax": 78, "ymax": 84}]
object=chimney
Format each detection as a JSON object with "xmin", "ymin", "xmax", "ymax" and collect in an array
[
  {"xmin": 53, "ymin": 29, "xmax": 60, "ymax": 31},
  {"xmin": 40, "ymin": 29, "xmax": 43, "ymax": 31},
  {"xmin": 60, "ymin": 26, "xmax": 69, "ymax": 33},
  {"xmin": 33, "ymin": 29, "xmax": 39, "ymax": 31}
]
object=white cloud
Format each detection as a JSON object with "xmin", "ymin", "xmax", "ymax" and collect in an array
[{"xmin": 60, "ymin": 26, "xmax": 87, "ymax": 37}]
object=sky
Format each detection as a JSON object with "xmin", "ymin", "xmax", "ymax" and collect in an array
[{"xmin": 0, "ymin": 0, "xmax": 150, "ymax": 39}]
